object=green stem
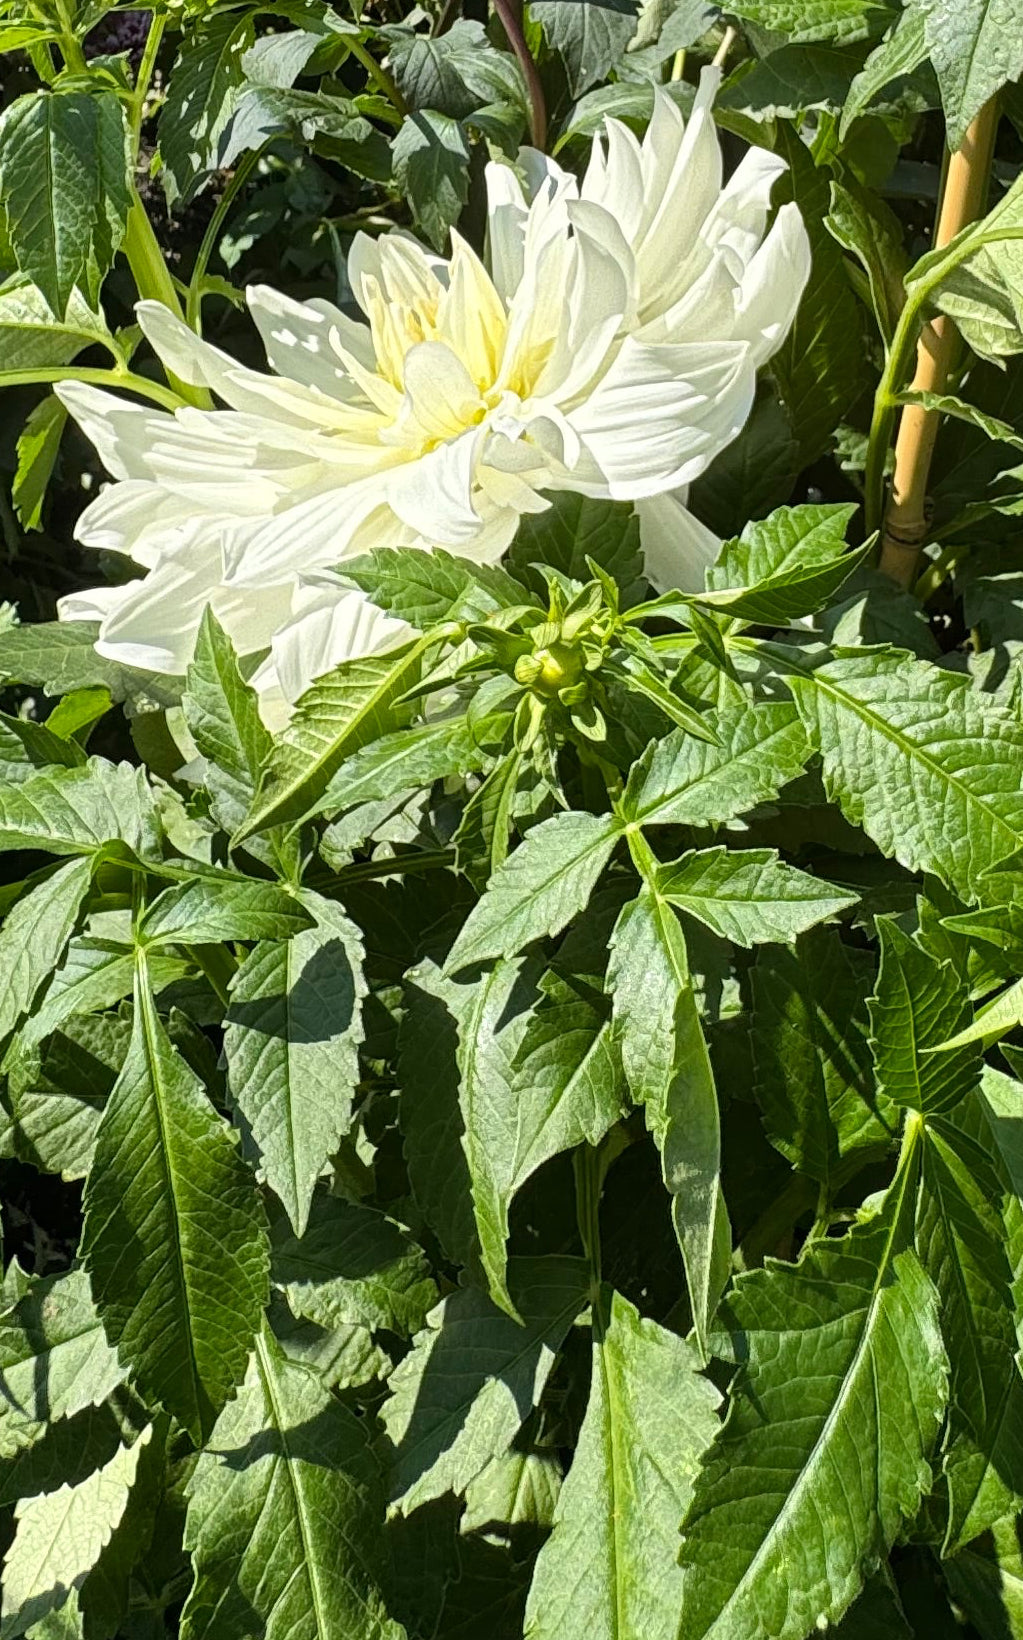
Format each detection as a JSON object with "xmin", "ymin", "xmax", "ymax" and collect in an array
[
  {"xmin": 186, "ymin": 147, "xmax": 262, "ymax": 334},
  {"xmin": 0, "ymin": 364, "xmax": 186, "ymax": 412},
  {"xmin": 347, "ymin": 36, "xmax": 408, "ymax": 115},
  {"xmin": 131, "ymin": 10, "xmax": 167, "ymax": 144},
  {"xmin": 492, "ymin": 0, "xmax": 546, "ymax": 149},
  {"xmin": 122, "ymin": 198, "xmax": 213, "ymax": 409},
  {"xmin": 55, "ymin": 0, "xmax": 87, "ymax": 72},
  {"xmin": 574, "ymin": 1145, "xmax": 604, "ymax": 1291},
  {"xmin": 863, "ymin": 225, "xmax": 1023, "ymax": 538}
]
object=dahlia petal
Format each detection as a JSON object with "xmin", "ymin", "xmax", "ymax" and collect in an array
[
  {"xmin": 635, "ymin": 489, "xmax": 722, "ymax": 593},
  {"xmin": 56, "ymin": 383, "xmax": 168, "ymax": 482}
]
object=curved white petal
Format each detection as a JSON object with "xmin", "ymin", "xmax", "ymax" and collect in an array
[
  {"xmin": 636, "ymin": 490, "xmax": 721, "ymax": 593},
  {"xmin": 72, "ymin": 481, "xmax": 197, "ymax": 566},
  {"xmin": 384, "ymin": 426, "xmax": 484, "ymax": 545},
  {"xmin": 251, "ymin": 578, "xmax": 414, "ymax": 729},
  {"xmin": 247, "ymin": 283, "xmax": 376, "ymax": 387},
  {"xmin": 733, "ymin": 202, "xmax": 812, "ymax": 366},
  {"xmin": 56, "ymin": 383, "xmax": 169, "ymax": 482}
]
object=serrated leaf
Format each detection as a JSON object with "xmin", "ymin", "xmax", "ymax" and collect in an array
[
  {"xmin": 868, "ymin": 920, "xmax": 982, "ymax": 1114},
  {"xmin": 445, "ymin": 958, "xmax": 624, "ymax": 1313},
  {"xmin": 0, "ymin": 1269, "xmax": 127, "ymax": 1458},
  {"xmin": 841, "ymin": 9, "xmax": 929, "ymax": 134},
  {"xmin": 5, "ymin": 1011, "xmax": 130, "ymax": 1183},
  {"xmin": 608, "ymin": 887, "xmax": 730, "ymax": 1361},
  {"xmin": 10, "ymin": 941, "xmax": 186, "ymax": 1057},
  {"xmin": 0, "ymin": 279, "xmax": 111, "ymax": 371},
  {"xmin": 381, "ymin": 1256, "xmax": 589, "ymax": 1513},
  {"xmin": 309, "ymin": 716, "xmax": 488, "ymax": 822},
  {"xmin": 908, "ymin": 0, "xmax": 1023, "ymax": 149},
  {"xmin": 0, "ymin": 713, "xmax": 84, "ymax": 782},
  {"xmin": 0, "ymin": 759, "xmax": 159, "ymax": 859},
  {"xmin": 750, "ymin": 930, "xmax": 896, "ymax": 1186},
  {"xmin": 826, "ymin": 180, "xmax": 909, "ymax": 347},
  {"xmin": 461, "ymin": 1449, "xmax": 562, "ymax": 1534},
  {"xmin": 0, "ymin": 91, "xmax": 130, "ymax": 316},
  {"xmin": 159, "ymin": 10, "xmax": 255, "ymax": 203},
  {"xmin": 238, "ymin": 635, "xmax": 432, "ymax": 838},
  {"xmin": 789, "ymin": 650, "xmax": 1023, "ymax": 900},
  {"xmin": 181, "ymin": 1326, "xmax": 401, "ymax": 1640},
  {"xmin": 139, "ymin": 877, "xmax": 313, "ymax": 949},
  {"xmin": 341, "ymin": 547, "xmax": 526, "ymax": 626},
  {"xmin": 678, "ymin": 1195, "xmax": 947, "ymax": 1638},
  {"xmin": 702, "ymin": 503, "xmax": 861, "ymax": 626},
  {"xmin": 0, "ymin": 622, "xmax": 178, "ymax": 708},
  {"xmin": 445, "ymin": 811, "xmax": 621, "ymax": 972},
  {"xmin": 392, "ymin": 110, "xmax": 470, "ymax": 252},
  {"xmin": 81, "ymin": 953, "xmax": 269, "ymax": 1442},
  {"xmin": 2, "ymin": 1427, "xmax": 151, "ymax": 1640},
  {"xmin": 722, "ymin": 0, "xmax": 894, "ymax": 43},
  {"xmin": 383, "ymin": 19, "xmax": 527, "ymax": 116},
  {"xmin": 13, "ymin": 396, "xmax": 67, "ymax": 533},
  {"xmin": 621, "ymin": 701, "xmax": 808, "ymax": 828},
  {"xmin": 0, "ymin": 858, "xmax": 92, "ymax": 1054},
  {"xmin": 944, "ymin": 1509, "xmax": 1023, "ymax": 1634},
  {"xmin": 657, "ymin": 846, "xmax": 856, "ymax": 946},
  {"xmin": 531, "ymin": 0, "xmax": 639, "ymax": 95},
  {"xmin": 524, "ymin": 1292, "xmax": 720, "ymax": 1640},
  {"xmin": 937, "ymin": 974, "xmax": 1023, "ymax": 1049},
  {"xmin": 224, "ymin": 890, "xmax": 365, "ymax": 1237},
  {"xmin": 221, "ymin": 86, "xmax": 390, "ymax": 179},
  {"xmin": 508, "ymin": 495, "xmax": 645, "ymax": 608},
  {"xmin": 916, "ymin": 1115, "xmax": 1023, "ymax": 1551},
  {"xmin": 271, "ymin": 1191, "xmax": 436, "ymax": 1336}
]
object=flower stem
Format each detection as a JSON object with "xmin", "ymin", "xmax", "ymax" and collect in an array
[
  {"xmin": 185, "ymin": 147, "xmax": 262, "ymax": 334},
  {"xmin": 122, "ymin": 197, "xmax": 213, "ymax": 408},
  {"xmin": 347, "ymin": 36, "xmax": 408, "ymax": 116},
  {"xmin": 0, "ymin": 364, "xmax": 186, "ymax": 412},
  {"xmin": 492, "ymin": 0, "xmax": 546, "ymax": 149},
  {"xmin": 875, "ymin": 100, "xmax": 1000, "ymax": 587},
  {"xmin": 131, "ymin": 10, "xmax": 167, "ymax": 145}
]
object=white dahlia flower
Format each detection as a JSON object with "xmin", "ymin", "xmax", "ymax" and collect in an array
[{"xmin": 58, "ymin": 67, "xmax": 810, "ymax": 727}]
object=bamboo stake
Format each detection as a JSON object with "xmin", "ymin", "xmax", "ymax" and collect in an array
[{"xmin": 878, "ymin": 99, "xmax": 1000, "ymax": 587}]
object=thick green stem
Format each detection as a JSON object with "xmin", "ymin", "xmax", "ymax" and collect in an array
[
  {"xmin": 347, "ymin": 36, "xmax": 408, "ymax": 115},
  {"xmin": 0, "ymin": 364, "xmax": 186, "ymax": 412},
  {"xmin": 131, "ymin": 10, "xmax": 167, "ymax": 143},
  {"xmin": 122, "ymin": 198, "xmax": 212, "ymax": 408},
  {"xmin": 492, "ymin": 0, "xmax": 546, "ymax": 149}
]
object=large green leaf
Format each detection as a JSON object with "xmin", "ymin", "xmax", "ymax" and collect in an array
[
  {"xmin": 721, "ymin": 0, "xmax": 894, "ymax": 43},
  {"xmin": 446, "ymin": 958, "xmax": 624, "ymax": 1313},
  {"xmin": 5, "ymin": 1011, "xmax": 130, "ymax": 1183},
  {"xmin": 159, "ymin": 10, "xmax": 255, "ymax": 203},
  {"xmin": 524, "ymin": 1293, "xmax": 720, "ymax": 1640},
  {"xmin": 531, "ymin": 0, "xmax": 639, "ymax": 96},
  {"xmin": 699, "ymin": 503, "xmax": 861, "ymax": 624},
  {"xmin": 392, "ymin": 111, "xmax": 470, "ymax": 253},
  {"xmin": 608, "ymin": 886, "xmax": 730, "ymax": 1360},
  {"xmin": 270, "ymin": 1191, "xmax": 436, "ymax": 1337},
  {"xmin": 750, "ymin": 930, "xmax": 895, "ymax": 1187},
  {"xmin": 678, "ymin": 1192, "xmax": 947, "ymax": 1638},
  {"xmin": 340, "ymin": 547, "xmax": 525, "ymax": 627},
  {"xmin": 139, "ymin": 877, "xmax": 313, "ymax": 949},
  {"xmin": 916, "ymin": 1114, "xmax": 1023, "ymax": 1551},
  {"xmin": 1, "ymin": 1427, "xmax": 151, "ymax": 1640},
  {"xmin": 0, "ymin": 760, "xmax": 159, "ymax": 859},
  {"xmin": 0, "ymin": 859, "xmax": 92, "ymax": 1053},
  {"xmin": 238, "ymin": 636, "xmax": 434, "ymax": 838},
  {"xmin": 0, "ymin": 281, "xmax": 110, "ymax": 371},
  {"xmin": 789, "ymin": 650, "xmax": 1023, "ymax": 899},
  {"xmin": 0, "ymin": 1269, "xmax": 126, "ymax": 1458},
  {"xmin": 621, "ymin": 702, "xmax": 808, "ymax": 829},
  {"xmin": 908, "ymin": 0, "xmax": 1023, "ymax": 148},
  {"xmin": 657, "ymin": 847, "xmax": 856, "ymax": 946},
  {"xmin": 381, "ymin": 1257, "xmax": 589, "ymax": 1513},
  {"xmin": 0, "ymin": 90, "xmax": 131, "ymax": 316},
  {"xmin": 508, "ymin": 495, "xmax": 645, "ymax": 607},
  {"xmin": 81, "ymin": 953, "xmax": 269, "ymax": 1442},
  {"xmin": 445, "ymin": 812, "xmax": 621, "ymax": 972},
  {"xmin": 868, "ymin": 920, "xmax": 982, "ymax": 1114},
  {"xmin": 181, "ymin": 1326, "xmax": 401, "ymax": 1640},
  {"xmin": 944, "ymin": 1510, "xmax": 1023, "ymax": 1635},
  {"xmin": 14, "ymin": 396, "xmax": 68, "ymax": 533},
  {"xmin": 224, "ymin": 890, "xmax": 366, "ymax": 1237}
]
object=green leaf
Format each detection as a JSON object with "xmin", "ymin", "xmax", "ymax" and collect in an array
[
  {"xmin": 911, "ymin": 174, "xmax": 1023, "ymax": 364},
  {"xmin": 13, "ymin": 396, "xmax": 67, "ymax": 532},
  {"xmin": 657, "ymin": 847, "xmax": 856, "ymax": 946},
  {"xmin": 678, "ymin": 1194, "xmax": 947, "ymax": 1638},
  {"xmin": 0, "ymin": 1269, "xmax": 127, "ymax": 1456},
  {"xmin": 531, "ymin": 0, "xmax": 639, "ymax": 96},
  {"xmin": 841, "ymin": 9, "xmax": 929, "ymax": 134},
  {"xmin": 139, "ymin": 878, "xmax": 313, "ymax": 949},
  {"xmin": 182, "ymin": 607, "xmax": 280, "ymax": 847},
  {"xmin": 524, "ymin": 1292, "xmax": 720, "ymax": 1640},
  {"xmin": 159, "ymin": 10, "xmax": 255, "ymax": 203},
  {"xmin": 907, "ymin": 0, "xmax": 1023, "ymax": 148},
  {"xmin": 750, "ymin": 930, "xmax": 895, "ymax": 1187},
  {"xmin": 340, "ymin": 547, "xmax": 526, "ymax": 627},
  {"xmin": 10, "ymin": 939, "xmax": 185, "ymax": 1056},
  {"xmin": 221, "ymin": 86, "xmax": 390, "ymax": 180},
  {"xmin": 826, "ymin": 181, "xmax": 909, "ymax": 347},
  {"xmin": 1, "ymin": 1427, "xmax": 152, "ymax": 1640},
  {"xmin": 224, "ymin": 890, "xmax": 366, "ymax": 1237},
  {"xmin": 0, "ymin": 622, "xmax": 178, "ymax": 708},
  {"xmin": 944, "ymin": 1511, "xmax": 1023, "ymax": 1636},
  {"xmin": 789, "ymin": 650, "xmax": 1023, "ymax": 900},
  {"xmin": 508, "ymin": 495, "xmax": 645, "ymax": 608},
  {"xmin": 936, "ymin": 974, "xmax": 1023, "ymax": 1049},
  {"xmin": 270, "ymin": 1191, "xmax": 436, "ymax": 1336},
  {"xmin": 381, "ymin": 1256, "xmax": 589, "ymax": 1513},
  {"xmin": 621, "ymin": 701, "xmax": 808, "ymax": 828},
  {"xmin": 446, "ymin": 958, "xmax": 625, "ymax": 1314},
  {"xmin": 462, "ymin": 1449, "xmax": 561, "ymax": 1533},
  {"xmin": 769, "ymin": 124, "xmax": 869, "ymax": 464},
  {"xmin": 916, "ymin": 1115, "xmax": 1023, "ymax": 1551},
  {"xmin": 868, "ymin": 920, "xmax": 982, "ymax": 1114},
  {"xmin": 392, "ymin": 110, "xmax": 471, "ymax": 252},
  {"xmin": 721, "ymin": 0, "xmax": 895, "ymax": 42},
  {"xmin": 0, "ymin": 90, "xmax": 131, "ymax": 315},
  {"xmin": 0, "ymin": 280, "xmax": 111, "ymax": 371},
  {"xmin": 608, "ymin": 886, "xmax": 730, "ymax": 1361},
  {"xmin": 0, "ymin": 759, "xmax": 159, "ymax": 858},
  {"xmin": 5, "ymin": 1011, "xmax": 131, "ymax": 1182},
  {"xmin": 894, "ymin": 390, "xmax": 1023, "ymax": 451},
  {"xmin": 309, "ymin": 717, "xmax": 489, "ymax": 821},
  {"xmin": 181, "ymin": 1326, "xmax": 401, "ymax": 1640},
  {"xmin": 238, "ymin": 635, "xmax": 433, "ymax": 838},
  {"xmin": 0, "ymin": 712, "xmax": 85, "ymax": 781},
  {"xmin": 81, "ymin": 953, "xmax": 269, "ymax": 1442},
  {"xmin": 0, "ymin": 858, "xmax": 92, "ymax": 1053},
  {"xmin": 445, "ymin": 811, "xmax": 621, "ymax": 972},
  {"xmin": 382, "ymin": 17, "xmax": 526, "ymax": 115}
]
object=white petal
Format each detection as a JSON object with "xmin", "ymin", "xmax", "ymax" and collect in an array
[
  {"xmin": 566, "ymin": 337, "xmax": 756, "ymax": 499},
  {"xmin": 636, "ymin": 490, "xmax": 721, "ymax": 592},
  {"xmin": 733, "ymin": 202, "xmax": 812, "ymax": 366},
  {"xmin": 56, "ymin": 383, "xmax": 168, "ymax": 482},
  {"xmin": 247, "ymin": 283, "xmax": 375, "ymax": 389},
  {"xmin": 485, "ymin": 158, "xmax": 529, "ymax": 301},
  {"xmin": 633, "ymin": 69, "xmax": 723, "ymax": 322},
  {"xmin": 221, "ymin": 481, "xmax": 388, "ymax": 586},
  {"xmin": 396, "ymin": 341, "xmax": 482, "ymax": 445},
  {"xmin": 57, "ymin": 581, "xmax": 138, "ymax": 624},
  {"xmin": 136, "ymin": 302, "xmax": 253, "ymax": 403},
  {"xmin": 72, "ymin": 481, "xmax": 197, "ymax": 565},
  {"xmin": 530, "ymin": 207, "xmax": 631, "ymax": 404},
  {"xmin": 701, "ymin": 146, "xmax": 789, "ymax": 271},
  {"xmin": 384, "ymin": 428, "xmax": 483, "ymax": 545},
  {"xmin": 91, "ymin": 535, "xmax": 224, "ymax": 673}
]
